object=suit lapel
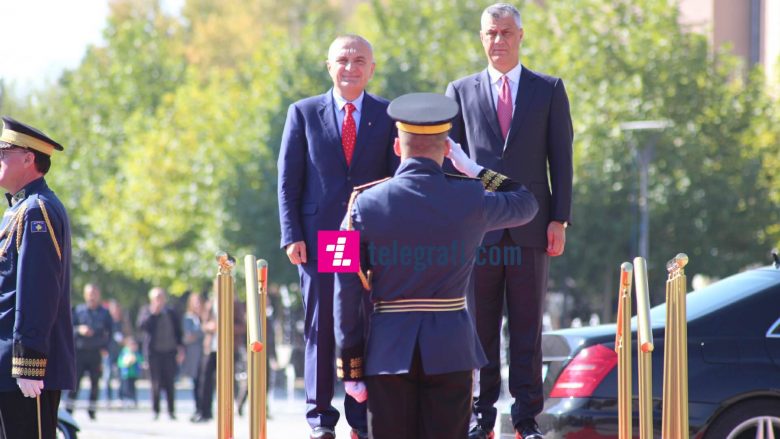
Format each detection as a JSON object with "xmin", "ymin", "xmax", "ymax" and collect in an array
[
  {"xmin": 317, "ymin": 90, "xmax": 348, "ymax": 170},
  {"xmin": 476, "ymin": 70, "xmax": 504, "ymax": 148},
  {"xmin": 504, "ymin": 67, "xmax": 538, "ymax": 149},
  {"xmin": 352, "ymin": 93, "xmax": 377, "ymax": 168}
]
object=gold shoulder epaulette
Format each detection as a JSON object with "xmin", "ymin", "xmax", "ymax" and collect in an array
[
  {"xmin": 353, "ymin": 177, "xmax": 391, "ymax": 192},
  {"xmin": 345, "ymin": 177, "xmax": 390, "ymax": 292},
  {"xmin": 444, "ymin": 173, "xmax": 480, "ymax": 181}
]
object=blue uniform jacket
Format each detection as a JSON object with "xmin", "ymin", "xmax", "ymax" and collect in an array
[
  {"xmin": 277, "ymin": 90, "xmax": 398, "ymax": 257},
  {"xmin": 334, "ymin": 158, "xmax": 539, "ymax": 379},
  {"xmin": 0, "ymin": 177, "xmax": 75, "ymax": 390}
]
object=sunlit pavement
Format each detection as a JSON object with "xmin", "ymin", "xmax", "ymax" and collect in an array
[
  {"xmin": 71, "ymin": 380, "xmax": 354, "ymax": 438},
  {"xmin": 71, "ymin": 376, "xmax": 516, "ymax": 438}
]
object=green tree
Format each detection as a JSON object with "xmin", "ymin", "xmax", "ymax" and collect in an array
[{"xmin": 520, "ymin": 0, "xmax": 780, "ymax": 319}]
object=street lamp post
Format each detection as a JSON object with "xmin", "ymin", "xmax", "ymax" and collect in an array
[{"xmin": 620, "ymin": 120, "xmax": 672, "ymax": 261}]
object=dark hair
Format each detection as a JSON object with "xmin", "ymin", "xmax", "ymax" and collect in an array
[{"xmin": 31, "ymin": 149, "xmax": 51, "ymax": 174}]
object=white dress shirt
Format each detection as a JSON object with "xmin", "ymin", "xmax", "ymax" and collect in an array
[
  {"xmin": 486, "ymin": 63, "xmax": 523, "ymax": 113},
  {"xmin": 332, "ymin": 90, "xmax": 365, "ymax": 136}
]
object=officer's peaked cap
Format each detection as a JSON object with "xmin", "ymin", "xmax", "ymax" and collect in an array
[
  {"xmin": 0, "ymin": 116, "xmax": 63, "ymax": 156},
  {"xmin": 387, "ymin": 93, "xmax": 459, "ymax": 135}
]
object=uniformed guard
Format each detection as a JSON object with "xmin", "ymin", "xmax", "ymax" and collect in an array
[
  {"xmin": 334, "ymin": 93, "xmax": 539, "ymax": 439},
  {"xmin": 0, "ymin": 116, "xmax": 75, "ymax": 439}
]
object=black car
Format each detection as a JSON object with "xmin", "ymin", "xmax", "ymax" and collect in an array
[{"xmin": 537, "ymin": 265, "xmax": 780, "ymax": 438}]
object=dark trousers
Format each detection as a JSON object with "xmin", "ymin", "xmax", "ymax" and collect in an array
[
  {"xmin": 299, "ymin": 263, "xmax": 367, "ymax": 431},
  {"xmin": 196, "ymin": 352, "xmax": 216, "ymax": 418},
  {"xmin": 66, "ymin": 348, "xmax": 102, "ymax": 412},
  {"xmin": 148, "ymin": 351, "xmax": 177, "ymax": 415},
  {"xmin": 119, "ymin": 378, "xmax": 137, "ymax": 404},
  {"xmin": 364, "ymin": 348, "xmax": 472, "ymax": 439},
  {"xmin": 473, "ymin": 233, "xmax": 549, "ymax": 429},
  {"xmin": 0, "ymin": 389, "xmax": 61, "ymax": 439}
]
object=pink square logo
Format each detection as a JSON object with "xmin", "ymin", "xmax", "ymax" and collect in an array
[{"xmin": 317, "ymin": 231, "xmax": 360, "ymax": 273}]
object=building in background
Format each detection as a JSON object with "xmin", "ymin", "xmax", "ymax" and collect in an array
[{"xmin": 679, "ymin": 0, "xmax": 780, "ymax": 89}]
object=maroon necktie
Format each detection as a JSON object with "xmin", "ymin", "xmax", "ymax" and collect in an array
[
  {"xmin": 342, "ymin": 103, "xmax": 356, "ymax": 166},
  {"xmin": 497, "ymin": 76, "xmax": 512, "ymax": 139}
]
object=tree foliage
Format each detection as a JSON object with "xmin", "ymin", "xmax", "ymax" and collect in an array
[{"xmin": 1, "ymin": 0, "xmax": 777, "ymax": 317}]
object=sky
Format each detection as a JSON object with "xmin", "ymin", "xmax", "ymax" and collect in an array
[{"xmin": 1, "ymin": 0, "xmax": 184, "ymax": 95}]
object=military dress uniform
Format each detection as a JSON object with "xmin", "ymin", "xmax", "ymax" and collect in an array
[
  {"xmin": 334, "ymin": 94, "xmax": 539, "ymax": 439},
  {"xmin": 0, "ymin": 117, "xmax": 75, "ymax": 439}
]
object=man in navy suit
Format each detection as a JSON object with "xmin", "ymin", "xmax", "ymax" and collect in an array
[
  {"xmin": 445, "ymin": 4, "xmax": 573, "ymax": 439},
  {"xmin": 334, "ymin": 93, "xmax": 538, "ymax": 439},
  {"xmin": 277, "ymin": 34, "xmax": 398, "ymax": 439}
]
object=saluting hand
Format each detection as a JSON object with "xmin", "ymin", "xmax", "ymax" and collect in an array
[
  {"xmin": 286, "ymin": 241, "xmax": 307, "ymax": 265},
  {"xmin": 447, "ymin": 138, "xmax": 483, "ymax": 178},
  {"xmin": 17, "ymin": 378, "xmax": 44, "ymax": 398}
]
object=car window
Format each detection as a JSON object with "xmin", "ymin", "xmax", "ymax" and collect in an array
[{"xmin": 640, "ymin": 269, "xmax": 780, "ymax": 327}]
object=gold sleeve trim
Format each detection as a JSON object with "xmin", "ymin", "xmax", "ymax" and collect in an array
[
  {"xmin": 12, "ymin": 358, "xmax": 48, "ymax": 367},
  {"xmin": 336, "ymin": 355, "xmax": 364, "ymax": 380},
  {"xmin": 12, "ymin": 366, "xmax": 46, "ymax": 377},
  {"xmin": 480, "ymin": 169, "xmax": 507, "ymax": 192}
]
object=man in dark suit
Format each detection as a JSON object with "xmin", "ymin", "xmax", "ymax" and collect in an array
[
  {"xmin": 136, "ymin": 287, "xmax": 183, "ymax": 421},
  {"xmin": 0, "ymin": 116, "xmax": 75, "ymax": 439},
  {"xmin": 334, "ymin": 93, "xmax": 538, "ymax": 439},
  {"xmin": 66, "ymin": 283, "xmax": 113, "ymax": 420},
  {"xmin": 277, "ymin": 34, "xmax": 398, "ymax": 439},
  {"xmin": 445, "ymin": 4, "xmax": 573, "ymax": 439}
]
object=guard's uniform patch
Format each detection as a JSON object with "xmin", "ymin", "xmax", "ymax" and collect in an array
[{"xmin": 31, "ymin": 221, "xmax": 47, "ymax": 233}]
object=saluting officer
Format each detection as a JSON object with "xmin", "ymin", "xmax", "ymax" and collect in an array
[
  {"xmin": 0, "ymin": 117, "xmax": 75, "ymax": 439},
  {"xmin": 334, "ymin": 93, "xmax": 539, "ymax": 439}
]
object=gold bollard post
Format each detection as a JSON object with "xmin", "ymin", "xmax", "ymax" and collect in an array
[
  {"xmin": 216, "ymin": 251, "xmax": 235, "ymax": 439},
  {"xmin": 633, "ymin": 257, "xmax": 654, "ymax": 439},
  {"xmin": 258, "ymin": 259, "xmax": 268, "ymax": 437},
  {"xmin": 662, "ymin": 253, "xmax": 689, "ymax": 439},
  {"xmin": 615, "ymin": 262, "xmax": 633, "ymax": 439},
  {"xmin": 245, "ymin": 256, "xmax": 268, "ymax": 439}
]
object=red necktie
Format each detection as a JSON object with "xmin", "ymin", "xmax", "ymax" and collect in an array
[
  {"xmin": 342, "ymin": 103, "xmax": 356, "ymax": 166},
  {"xmin": 497, "ymin": 76, "xmax": 512, "ymax": 139}
]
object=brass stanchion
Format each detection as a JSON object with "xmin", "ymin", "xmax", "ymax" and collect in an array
[
  {"xmin": 615, "ymin": 262, "xmax": 633, "ymax": 439},
  {"xmin": 216, "ymin": 251, "xmax": 235, "ymax": 439},
  {"xmin": 245, "ymin": 256, "xmax": 268, "ymax": 439},
  {"xmin": 661, "ymin": 253, "xmax": 689, "ymax": 439},
  {"xmin": 633, "ymin": 257, "xmax": 654, "ymax": 439}
]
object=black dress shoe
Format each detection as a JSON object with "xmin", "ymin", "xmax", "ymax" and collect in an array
[
  {"xmin": 310, "ymin": 426, "xmax": 336, "ymax": 439},
  {"xmin": 469, "ymin": 425, "xmax": 495, "ymax": 439},
  {"xmin": 515, "ymin": 419, "xmax": 544, "ymax": 439},
  {"xmin": 190, "ymin": 413, "xmax": 212, "ymax": 423},
  {"xmin": 350, "ymin": 428, "xmax": 369, "ymax": 439}
]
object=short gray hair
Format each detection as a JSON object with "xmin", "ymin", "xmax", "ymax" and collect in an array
[
  {"xmin": 327, "ymin": 34, "xmax": 374, "ymax": 61},
  {"xmin": 481, "ymin": 3, "xmax": 523, "ymax": 29}
]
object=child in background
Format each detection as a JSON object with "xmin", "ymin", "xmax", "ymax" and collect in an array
[{"xmin": 118, "ymin": 336, "xmax": 143, "ymax": 408}]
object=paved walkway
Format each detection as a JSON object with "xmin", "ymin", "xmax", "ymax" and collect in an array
[{"xmin": 69, "ymin": 377, "xmax": 515, "ymax": 438}]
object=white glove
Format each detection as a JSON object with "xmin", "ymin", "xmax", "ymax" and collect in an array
[
  {"xmin": 447, "ymin": 138, "xmax": 483, "ymax": 178},
  {"xmin": 344, "ymin": 381, "xmax": 368, "ymax": 403},
  {"xmin": 17, "ymin": 378, "xmax": 43, "ymax": 398}
]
